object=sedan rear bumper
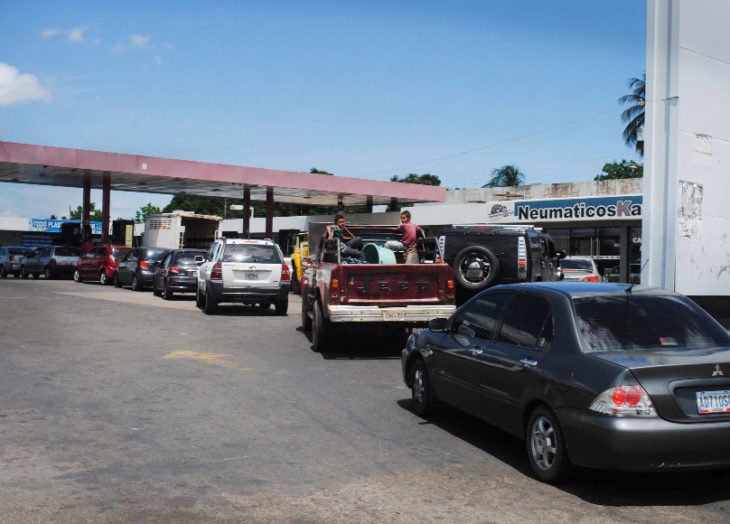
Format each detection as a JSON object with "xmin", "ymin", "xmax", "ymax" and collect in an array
[{"xmin": 559, "ymin": 407, "xmax": 730, "ymax": 471}]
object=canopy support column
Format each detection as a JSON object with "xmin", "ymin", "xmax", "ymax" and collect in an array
[
  {"xmin": 243, "ymin": 186, "xmax": 251, "ymax": 239},
  {"xmin": 265, "ymin": 187, "xmax": 274, "ymax": 238},
  {"xmin": 102, "ymin": 172, "xmax": 110, "ymax": 244}
]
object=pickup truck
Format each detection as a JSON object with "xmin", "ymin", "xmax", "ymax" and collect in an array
[{"xmin": 300, "ymin": 224, "xmax": 457, "ymax": 352}]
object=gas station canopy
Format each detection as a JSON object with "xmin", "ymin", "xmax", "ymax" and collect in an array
[{"xmin": 0, "ymin": 141, "xmax": 447, "ymax": 207}]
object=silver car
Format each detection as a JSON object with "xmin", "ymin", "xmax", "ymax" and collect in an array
[
  {"xmin": 22, "ymin": 246, "xmax": 81, "ymax": 279},
  {"xmin": 560, "ymin": 256, "xmax": 601, "ymax": 282},
  {"xmin": 0, "ymin": 245, "xmax": 34, "ymax": 278}
]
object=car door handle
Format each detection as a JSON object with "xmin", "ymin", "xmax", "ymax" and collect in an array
[{"xmin": 520, "ymin": 358, "xmax": 538, "ymax": 368}]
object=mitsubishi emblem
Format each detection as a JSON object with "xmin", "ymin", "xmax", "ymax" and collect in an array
[{"xmin": 712, "ymin": 364, "xmax": 724, "ymax": 377}]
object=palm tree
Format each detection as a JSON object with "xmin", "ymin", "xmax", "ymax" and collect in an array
[
  {"xmin": 483, "ymin": 164, "xmax": 525, "ymax": 188},
  {"xmin": 619, "ymin": 74, "xmax": 645, "ymax": 156}
]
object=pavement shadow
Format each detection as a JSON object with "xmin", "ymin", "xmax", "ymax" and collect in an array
[{"xmin": 396, "ymin": 399, "xmax": 730, "ymax": 506}]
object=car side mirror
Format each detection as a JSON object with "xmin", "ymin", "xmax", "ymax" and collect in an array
[
  {"xmin": 428, "ymin": 317, "xmax": 449, "ymax": 332},
  {"xmin": 556, "ymin": 250, "xmax": 567, "ymax": 260},
  {"xmin": 194, "ymin": 255, "xmax": 205, "ymax": 264}
]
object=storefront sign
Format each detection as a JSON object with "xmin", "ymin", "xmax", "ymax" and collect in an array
[
  {"xmin": 29, "ymin": 218, "xmax": 103, "ymax": 235},
  {"xmin": 514, "ymin": 196, "xmax": 642, "ymax": 222}
]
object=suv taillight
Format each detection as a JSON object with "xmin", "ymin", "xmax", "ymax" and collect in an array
[
  {"xmin": 210, "ymin": 262, "xmax": 222, "ymax": 280},
  {"xmin": 281, "ymin": 264, "xmax": 291, "ymax": 282},
  {"xmin": 139, "ymin": 260, "xmax": 149, "ymax": 270},
  {"xmin": 168, "ymin": 265, "xmax": 180, "ymax": 275}
]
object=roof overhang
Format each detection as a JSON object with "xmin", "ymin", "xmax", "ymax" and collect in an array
[{"xmin": 0, "ymin": 141, "xmax": 446, "ymax": 207}]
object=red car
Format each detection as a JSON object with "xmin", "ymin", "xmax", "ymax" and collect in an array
[{"xmin": 74, "ymin": 245, "xmax": 131, "ymax": 285}]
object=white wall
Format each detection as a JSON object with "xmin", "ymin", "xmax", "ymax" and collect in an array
[{"xmin": 644, "ymin": 0, "xmax": 730, "ymax": 295}]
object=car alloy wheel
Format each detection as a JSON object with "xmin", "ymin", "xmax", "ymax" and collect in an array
[
  {"xmin": 131, "ymin": 275, "xmax": 140, "ymax": 291},
  {"xmin": 99, "ymin": 271, "xmax": 109, "ymax": 286},
  {"xmin": 73, "ymin": 269, "xmax": 82, "ymax": 283},
  {"xmin": 526, "ymin": 407, "xmax": 573, "ymax": 483},
  {"xmin": 410, "ymin": 359, "xmax": 432, "ymax": 416}
]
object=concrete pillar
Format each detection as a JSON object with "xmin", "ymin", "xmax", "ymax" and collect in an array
[
  {"xmin": 101, "ymin": 172, "xmax": 111, "ymax": 244},
  {"xmin": 266, "ymin": 187, "xmax": 274, "ymax": 238},
  {"xmin": 243, "ymin": 186, "xmax": 251, "ymax": 239},
  {"xmin": 82, "ymin": 175, "xmax": 91, "ymax": 241},
  {"xmin": 366, "ymin": 196, "xmax": 373, "ymax": 213}
]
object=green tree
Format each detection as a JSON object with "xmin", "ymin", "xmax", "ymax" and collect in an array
[
  {"xmin": 619, "ymin": 74, "xmax": 645, "ymax": 156},
  {"xmin": 310, "ymin": 168, "xmax": 333, "ymax": 175},
  {"xmin": 483, "ymin": 165, "xmax": 525, "ymax": 187},
  {"xmin": 594, "ymin": 160, "xmax": 643, "ymax": 181},
  {"xmin": 69, "ymin": 202, "xmax": 103, "ymax": 221},
  {"xmin": 390, "ymin": 173, "xmax": 441, "ymax": 186},
  {"xmin": 134, "ymin": 202, "xmax": 162, "ymax": 223}
]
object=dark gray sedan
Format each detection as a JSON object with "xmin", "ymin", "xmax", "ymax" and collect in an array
[
  {"xmin": 401, "ymin": 282, "xmax": 730, "ymax": 483},
  {"xmin": 152, "ymin": 248, "xmax": 207, "ymax": 299}
]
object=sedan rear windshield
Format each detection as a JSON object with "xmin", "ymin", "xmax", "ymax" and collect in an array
[
  {"xmin": 145, "ymin": 249, "xmax": 168, "ymax": 261},
  {"xmin": 54, "ymin": 247, "xmax": 80, "ymax": 256},
  {"xmin": 222, "ymin": 245, "xmax": 281, "ymax": 264},
  {"xmin": 112, "ymin": 248, "xmax": 131, "ymax": 258},
  {"xmin": 174, "ymin": 252, "xmax": 206, "ymax": 264},
  {"xmin": 574, "ymin": 295, "xmax": 730, "ymax": 352},
  {"xmin": 562, "ymin": 259, "xmax": 594, "ymax": 271}
]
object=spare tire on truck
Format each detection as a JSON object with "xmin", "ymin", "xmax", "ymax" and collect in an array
[{"xmin": 453, "ymin": 245, "xmax": 501, "ymax": 291}]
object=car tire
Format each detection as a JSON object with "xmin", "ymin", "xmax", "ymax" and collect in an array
[
  {"xmin": 152, "ymin": 284, "xmax": 162, "ymax": 297},
  {"xmin": 0, "ymin": 265, "xmax": 7, "ymax": 278},
  {"xmin": 114, "ymin": 274, "xmax": 123, "ymax": 288},
  {"xmin": 21, "ymin": 266, "xmax": 29, "ymax": 279},
  {"xmin": 162, "ymin": 283, "xmax": 172, "ymax": 300},
  {"xmin": 312, "ymin": 300, "xmax": 331, "ymax": 352},
  {"xmin": 195, "ymin": 286, "xmax": 203, "ymax": 308},
  {"xmin": 275, "ymin": 298, "xmax": 288, "ymax": 316},
  {"xmin": 33, "ymin": 273, "xmax": 40, "ymax": 279},
  {"xmin": 453, "ymin": 245, "xmax": 501, "ymax": 291},
  {"xmin": 99, "ymin": 271, "xmax": 110, "ymax": 286},
  {"xmin": 131, "ymin": 275, "xmax": 140, "ymax": 291},
  {"xmin": 203, "ymin": 286, "xmax": 218, "ymax": 315},
  {"xmin": 410, "ymin": 359, "xmax": 433, "ymax": 417},
  {"xmin": 526, "ymin": 406, "xmax": 574, "ymax": 484},
  {"xmin": 301, "ymin": 294, "xmax": 312, "ymax": 332},
  {"xmin": 73, "ymin": 269, "xmax": 83, "ymax": 283},
  {"xmin": 44, "ymin": 267, "xmax": 53, "ymax": 280}
]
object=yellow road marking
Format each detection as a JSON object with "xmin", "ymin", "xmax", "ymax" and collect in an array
[{"xmin": 162, "ymin": 350, "xmax": 247, "ymax": 370}]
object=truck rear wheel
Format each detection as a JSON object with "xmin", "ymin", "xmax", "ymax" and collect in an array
[
  {"xmin": 453, "ymin": 245, "xmax": 501, "ymax": 291},
  {"xmin": 312, "ymin": 300, "xmax": 330, "ymax": 352}
]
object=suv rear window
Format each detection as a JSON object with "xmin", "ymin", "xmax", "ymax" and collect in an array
[
  {"xmin": 222, "ymin": 244, "xmax": 281, "ymax": 264},
  {"xmin": 574, "ymin": 295, "xmax": 730, "ymax": 352}
]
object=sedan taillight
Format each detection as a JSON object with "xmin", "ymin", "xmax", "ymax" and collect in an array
[
  {"xmin": 210, "ymin": 262, "xmax": 222, "ymax": 280},
  {"xmin": 589, "ymin": 385, "xmax": 656, "ymax": 417},
  {"xmin": 581, "ymin": 275, "xmax": 600, "ymax": 282},
  {"xmin": 281, "ymin": 264, "xmax": 291, "ymax": 282},
  {"xmin": 168, "ymin": 265, "xmax": 180, "ymax": 275},
  {"xmin": 139, "ymin": 260, "xmax": 149, "ymax": 270}
]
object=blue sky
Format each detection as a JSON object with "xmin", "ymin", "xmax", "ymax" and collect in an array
[{"xmin": 0, "ymin": 0, "xmax": 646, "ymax": 219}]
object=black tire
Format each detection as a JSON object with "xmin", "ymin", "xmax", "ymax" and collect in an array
[
  {"xmin": 312, "ymin": 300, "xmax": 331, "ymax": 352},
  {"xmin": 196, "ymin": 286, "xmax": 203, "ymax": 308},
  {"xmin": 0, "ymin": 265, "xmax": 7, "ymax": 278},
  {"xmin": 131, "ymin": 275, "xmax": 141, "ymax": 292},
  {"xmin": 453, "ymin": 245, "xmax": 501, "ymax": 291},
  {"xmin": 73, "ymin": 269, "xmax": 83, "ymax": 283},
  {"xmin": 21, "ymin": 266, "xmax": 29, "ymax": 279},
  {"xmin": 275, "ymin": 298, "xmax": 288, "ymax": 316},
  {"xmin": 152, "ymin": 284, "xmax": 162, "ymax": 297},
  {"xmin": 162, "ymin": 282, "xmax": 173, "ymax": 300},
  {"xmin": 291, "ymin": 272, "xmax": 301, "ymax": 295},
  {"xmin": 13, "ymin": 272, "xmax": 21, "ymax": 278},
  {"xmin": 99, "ymin": 271, "xmax": 110, "ymax": 286},
  {"xmin": 43, "ymin": 267, "xmax": 53, "ymax": 280},
  {"xmin": 203, "ymin": 286, "xmax": 218, "ymax": 315},
  {"xmin": 114, "ymin": 274, "xmax": 123, "ymax": 288},
  {"xmin": 410, "ymin": 359, "xmax": 433, "ymax": 417},
  {"xmin": 526, "ymin": 406, "xmax": 574, "ymax": 483},
  {"xmin": 32, "ymin": 273, "xmax": 40, "ymax": 279},
  {"xmin": 301, "ymin": 294, "xmax": 312, "ymax": 332}
]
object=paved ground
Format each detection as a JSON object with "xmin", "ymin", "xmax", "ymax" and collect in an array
[{"xmin": 1, "ymin": 278, "xmax": 729, "ymax": 523}]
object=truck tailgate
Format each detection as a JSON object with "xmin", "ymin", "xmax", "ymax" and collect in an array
[{"xmin": 335, "ymin": 264, "xmax": 453, "ymax": 305}]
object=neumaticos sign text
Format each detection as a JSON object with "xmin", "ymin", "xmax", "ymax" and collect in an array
[{"xmin": 515, "ymin": 196, "xmax": 642, "ymax": 222}]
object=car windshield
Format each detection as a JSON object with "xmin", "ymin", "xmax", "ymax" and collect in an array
[
  {"xmin": 174, "ymin": 252, "xmax": 206, "ymax": 264},
  {"xmin": 562, "ymin": 259, "xmax": 594, "ymax": 271},
  {"xmin": 574, "ymin": 295, "xmax": 730, "ymax": 352},
  {"xmin": 222, "ymin": 244, "xmax": 281, "ymax": 263}
]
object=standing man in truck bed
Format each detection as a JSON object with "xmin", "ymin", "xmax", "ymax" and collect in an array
[{"xmin": 396, "ymin": 211, "xmax": 425, "ymax": 264}]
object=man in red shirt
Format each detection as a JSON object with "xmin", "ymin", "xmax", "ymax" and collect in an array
[{"xmin": 396, "ymin": 211, "xmax": 424, "ymax": 264}]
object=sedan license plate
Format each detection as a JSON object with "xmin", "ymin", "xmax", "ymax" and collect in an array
[
  {"xmin": 383, "ymin": 309, "xmax": 405, "ymax": 321},
  {"xmin": 246, "ymin": 273, "xmax": 258, "ymax": 280},
  {"xmin": 696, "ymin": 389, "xmax": 730, "ymax": 414}
]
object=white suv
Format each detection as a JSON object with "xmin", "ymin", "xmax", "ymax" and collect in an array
[{"xmin": 196, "ymin": 238, "xmax": 291, "ymax": 315}]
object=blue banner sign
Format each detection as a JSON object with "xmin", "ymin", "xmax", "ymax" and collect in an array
[
  {"xmin": 514, "ymin": 195, "xmax": 643, "ymax": 222},
  {"xmin": 29, "ymin": 218, "xmax": 103, "ymax": 235}
]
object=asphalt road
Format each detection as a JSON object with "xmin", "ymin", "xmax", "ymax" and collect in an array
[{"xmin": 1, "ymin": 278, "xmax": 729, "ymax": 523}]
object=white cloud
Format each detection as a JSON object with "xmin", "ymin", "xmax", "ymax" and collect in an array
[
  {"xmin": 129, "ymin": 34, "xmax": 151, "ymax": 48},
  {"xmin": 0, "ymin": 63, "xmax": 52, "ymax": 106},
  {"xmin": 67, "ymin": 26, "xmax": 88, "ymax": 43},
  {"xmin": 41, "ymin": 28, "xmax": 59, "ymax": 38}
]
